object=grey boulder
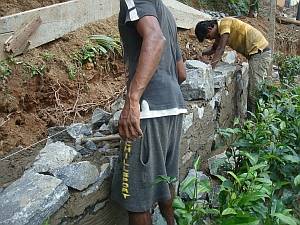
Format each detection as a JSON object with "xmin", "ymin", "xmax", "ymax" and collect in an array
[
  {"xmin": 53, "ymin": 161, "xmax": 99, "ymax": 191},
  {"xmin": 30, "ymin": 141, "xmax": 80, "ymax": 173},
  {"xmin": 0, "ymin": 172, "xmax": 69, "ymax": 225}
]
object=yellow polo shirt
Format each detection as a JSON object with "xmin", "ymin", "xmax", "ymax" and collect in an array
[{"xmin": 218, "ymin": 17, "xmax": 269, "ymax": 57}]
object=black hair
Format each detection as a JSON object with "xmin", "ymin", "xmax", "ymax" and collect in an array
[{"xmin": 195, "ymin": 20, "xmax": 217, "ymax": 42}]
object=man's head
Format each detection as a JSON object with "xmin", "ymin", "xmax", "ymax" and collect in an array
[{"xmin": 195, "ymin": 20, "xmax": 218, "ymax": 42}]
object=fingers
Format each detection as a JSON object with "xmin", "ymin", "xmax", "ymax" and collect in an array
[{"xmin": 118, "ymin": 114, "xmax": 143, "ymax": 141}]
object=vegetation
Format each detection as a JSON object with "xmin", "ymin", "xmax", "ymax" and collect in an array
[
  {"xmin": 274, "ymin": 53, "xmax": 300, "ymax": 84},
  {"xmin": 23, "ymin": 62, "xmax": 46, "ymax": 77},
  {"xmin": 0, "ymin": 60, "xmax": 12, "ymax": 81},
  {"xmin": 68, "ymin": 34, "xmax": 122, "ymax": 80},
  {"xmin": 165, "ymin": 55, "xmax": 300, "ymax": 225},
  {"xmin": 73, "ymin": 35, "xmax": 121, "ymax": 66}
]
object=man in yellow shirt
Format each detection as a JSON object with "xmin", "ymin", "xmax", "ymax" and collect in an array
[{"xmin": 195, "ymin": 17, "xmax": 272, "ymax": 112}]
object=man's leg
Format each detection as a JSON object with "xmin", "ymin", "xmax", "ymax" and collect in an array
[
  {"xmin": 158, "ymin": 185, "xmax": 176, "ymax": 225},
  {"xmin": 248, "ymin": 50, "xmax": 272, "ymax": 112},
  {"xmin": 129, "ymin": 211, "xmax": 152, "ymax": 225}
]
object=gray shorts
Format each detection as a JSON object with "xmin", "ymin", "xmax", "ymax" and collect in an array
[{"xmin": 111, "ymin": 115, "xmax": 183, "ymax": 212}]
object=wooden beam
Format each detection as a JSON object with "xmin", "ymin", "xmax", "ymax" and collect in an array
[
  {"xmin": 0, "ymin": 0, "xmax": 119, "ymax": 60},
  {"xmin": 276, "ymin": 16, "xmax": 300, "ymax": 26},
  {"xmin": 4, "ymin": 16, "xmax": 42, "ymax": 56}
]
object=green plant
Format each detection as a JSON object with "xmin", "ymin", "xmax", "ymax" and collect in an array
[
  {"xmin": 23, "ymin": 62, "xmax": 46, "ymax": 77},
  {"xmin": 275, "ymin": 54, "xmax": 300, "ymax": 84},
  {"xmin": 41, "ymin": 51, "xmax": 55, "ymax": 62},
  {"xmin": 66, "ymin": 64, "xmax": 78, "ymax": 80},
  {"xmin": 42, "ymin": 218, "xmax": 49, "ymax": 225},
  {"xmin": 0, "ymin": 60, "xmax": 12, "ymax": 80},
  {"xmin": 73, "ymin": 35, "xmax": 122, "ymax": 67},
  {"xmin": 89, "ymin": 35, "xmax": 122, "ymax": 56}
]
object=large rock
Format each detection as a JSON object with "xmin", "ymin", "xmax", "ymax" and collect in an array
[
  {"xmin": 182, "ymin": 112, "xmax": 193, "ymax": 134},
  {"xmin": 213, "ymin": 62, "xmax": 237, "ymax": 89},
  {"xmin": 67, "ymin": 123, "xmax": 93, "ymax": 139},
  {"xmin": 91, "ymin": 108, "xmax": 111, "ymax": 128},
  {"xmin": 207, "ymin": 152, "xmax": 228, "ymax": 176},
  {"xmin": 47, "ymin": 126, "xmax": 73, "ymax": 144},
  {"xmin": 181, "ymin": 60, "xmax": 214, "ymax": 101},
  {"xmin": 0, "ymin": 173, "xmax": 69, "ymax": 225},
  {"xmin": 30, "ymin": 142, "xmax": 80, "ymax": 173},
  {"xmin": 53, "ymin": 161, "xmax": 99, "ymax": 191}
]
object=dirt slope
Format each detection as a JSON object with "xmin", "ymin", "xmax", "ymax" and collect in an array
[{"xmin": 0, "ymin": 0, "xmax": 69, "ymax": 17}]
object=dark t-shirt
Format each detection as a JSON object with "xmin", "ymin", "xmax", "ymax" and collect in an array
[{"xmin": 119, "ymin": 0, "xmax": 185, "ymax": 111}]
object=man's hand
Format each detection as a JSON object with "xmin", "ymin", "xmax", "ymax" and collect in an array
[{"xmin": 118, "ymin": 98, "xmax": 143, "ymax": 141}]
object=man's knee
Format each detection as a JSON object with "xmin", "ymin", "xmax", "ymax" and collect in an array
[{"xmin": 128, "ymin": 211, "xmax": 152, "ymax": 225}]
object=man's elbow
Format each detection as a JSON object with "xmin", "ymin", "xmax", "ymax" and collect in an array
[{"xmin": 151, "ymin": 32, "xmax": 166, "ymax": 51}]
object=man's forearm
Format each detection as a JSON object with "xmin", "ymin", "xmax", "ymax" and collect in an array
[
  {"xmin": 127, "ymin": 34, "xmax": 166, "ymax": 102},
  {"xmin": 211, "ymin": 47, "xmax": 225, "ymax": 67}
]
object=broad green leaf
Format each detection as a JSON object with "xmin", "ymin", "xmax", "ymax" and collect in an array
[
  {"xmin": 216, "ymin": 175, "xmax": 227, "ymax": 182},
  {"xmin": 222, "ymin": 208, "xmax": 237, "ymax": 216},
  {"xmin": 221, "ymin": 216, "xmax": 260, "ymax": 225},
  {"xmin": 294, "ymin": 175, "xmax": 300, "ymax": 186},
  {"xmin": 283, "ymin": 155, "xmax": 300, "ymax": 163},
  {"xmin": 173, "ymin": 197, "xmax": 185, "ymax": 209},
  {"xmin": 273, "ymin": 213, "xmax": 298, "ymax": 225},
  {"xmin": 227, "ymin": 171, "xmax": 241, "ymax": 186}
]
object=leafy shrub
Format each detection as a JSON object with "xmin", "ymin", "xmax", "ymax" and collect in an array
[
  {"xmin": 274, "ymin": 54, "xmax": 300, "ymax": 84},
  {"xmin": 73, "ymin": 35, "xmax": 122, "ymax": 66},
  {"xmin": 0, "ymin": 61, "xmax": 12, "ymax": 80}
]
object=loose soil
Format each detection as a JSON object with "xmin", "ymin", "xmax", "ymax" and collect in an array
[
  {"xmin": 0, "ymin": 0, "xmax": 69, "ymax": 17},
  {"xmin": 0, "ymin": 0, "xmax": 299, "ymax": 187}
]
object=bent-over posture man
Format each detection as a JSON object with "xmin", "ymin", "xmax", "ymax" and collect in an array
[
  {"xmin": 111, "ymin": 0, "xmax": 187, "ymax": 225},
  {"xmin": 195, "ymin": 17, "xmax": 272, "ymax": 111}
]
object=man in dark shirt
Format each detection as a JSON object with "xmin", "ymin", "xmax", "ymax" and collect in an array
[{"xmin": 111, "ymin": 0, "xmax": 186, "ymax": 224}]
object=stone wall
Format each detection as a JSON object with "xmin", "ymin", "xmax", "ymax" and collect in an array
[{"xmin": 0, "ymin": 58, "xmax": 248, "ymax": 225}]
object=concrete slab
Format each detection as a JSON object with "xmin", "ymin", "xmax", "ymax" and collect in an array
[{"xmin": 162, "ymin": 0, "xmax": 212, "ymax": 29}]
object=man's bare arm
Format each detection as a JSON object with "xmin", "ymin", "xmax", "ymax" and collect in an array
[
  {"xmin": 119, "ymin": 16, "xmax": 166, "ymax": 140},
  {"xmin": 202, "ymin": 38, "xmax": 220, "ymax": 56},
  {"xmin": 211, "ymin": 34, "xmax": 229, "ymax": 68},
  {"xmin": 177, "ymin": 58, "xmax": 186, "ymax": 84}
]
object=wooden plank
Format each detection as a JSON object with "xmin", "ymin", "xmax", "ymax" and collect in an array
[
  {"xmin": 5, "ymin": 16, "xmax": 42, "ymax": 56},
  {"xmin": 0, "ymin": 0, "xmax": 119, "ymax": 60},
  {"xmin": 276, "ymin": 16, "xmax": 300, "ymax": 26}
]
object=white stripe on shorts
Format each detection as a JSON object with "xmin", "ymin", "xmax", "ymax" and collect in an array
[{"xmin": 125, "ymin": 0, "xmax": 139, "ymax": 21}]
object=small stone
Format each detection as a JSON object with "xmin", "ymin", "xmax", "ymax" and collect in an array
[
  {"xmin": 53, "ymin": 161, "xmax": 99, "ymax": 191},
  {"xmin": 30, "ymin": 142, "xmax": 80, "ymax": 174},
  {"xmin": 67, "ymin": 123, "xmax": 92, "ymax": 139},
  {"xmin": 94, "ymin": 132, "xmax": 105, "ymax": 137},
  {"xmin": 84, "ymin": 140, "xmax": 97, "ymax": 151},
  {"xmin": 99, "ymin": 123, "xmax": 111, "ymax": 135},
  {"xmin": 221, "ymin": 51, "xmax": 237, "ymax": 64},
  {"xmin": 108, "ymin": 111, "xmax": 121, "ymax": 134},
  {"xmin": 111, "ymin": 97, "xmax": 125, "ymax": 114},
  {"xmin": 91, "ymin": 108, "xmax": 111, "ymax": 128}
]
